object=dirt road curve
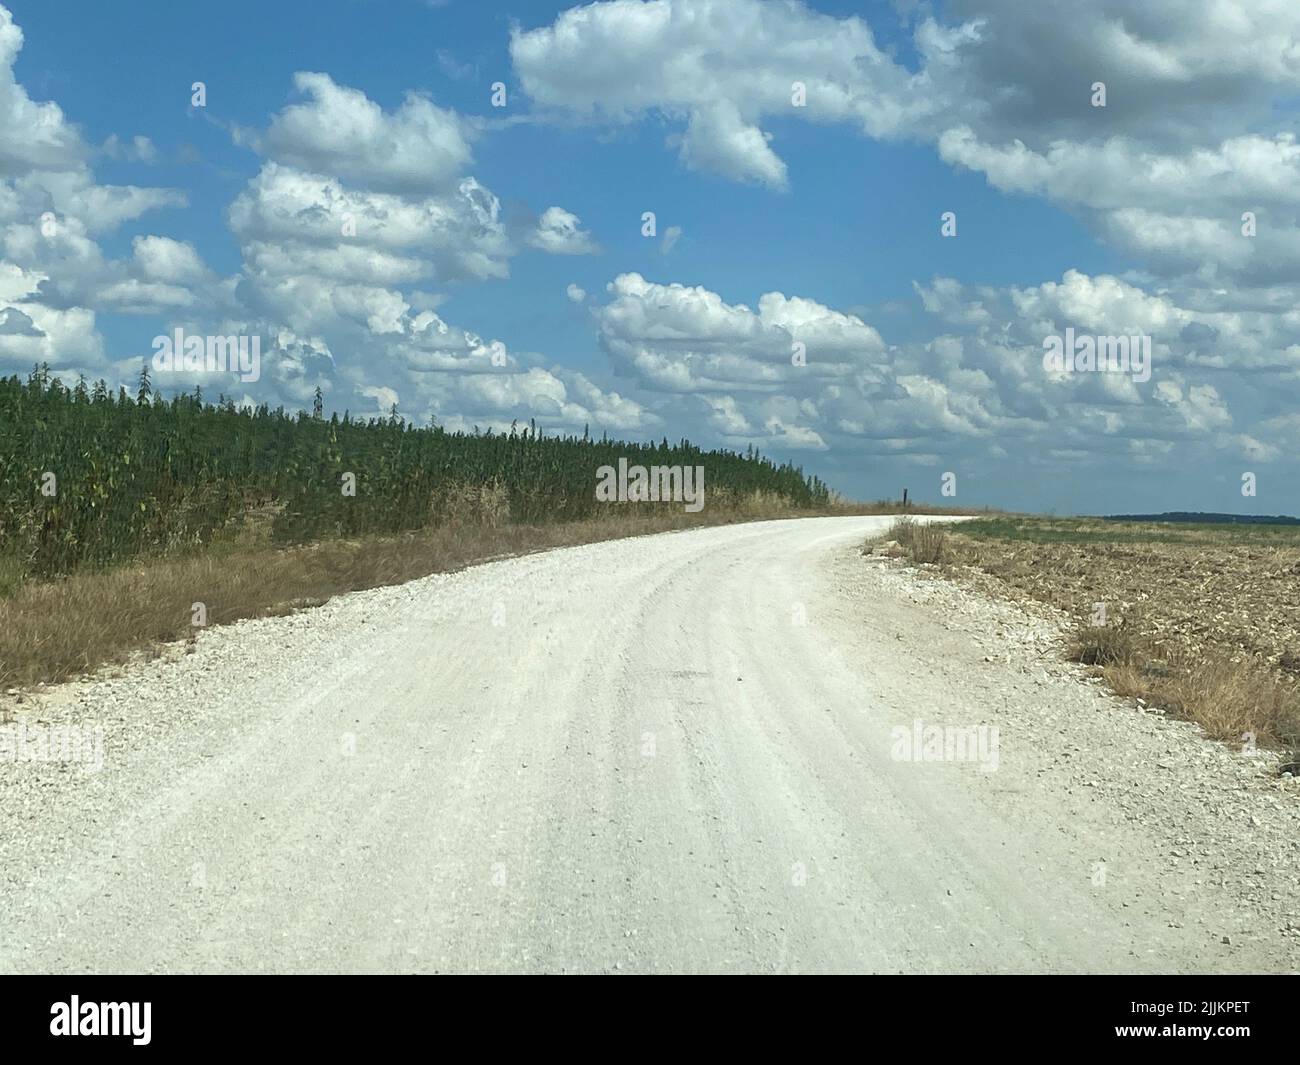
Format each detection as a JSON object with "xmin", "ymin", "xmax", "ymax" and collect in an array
[{"xmin": 0, "ymin": 516, "xmax": 1293, "ymax": 973}]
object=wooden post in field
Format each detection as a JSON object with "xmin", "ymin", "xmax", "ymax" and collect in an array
[{"xmin": 902, "ymin": 488, "xmax": 909, "ymax": 509}]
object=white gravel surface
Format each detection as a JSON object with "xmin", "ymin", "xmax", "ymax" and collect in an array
[{"xmin": 1, "ymin": 515, "xmax": 1296, "ymax": 973}]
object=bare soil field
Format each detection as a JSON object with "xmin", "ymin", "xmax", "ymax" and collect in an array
[{"xmin": 872, "ymin": 517, "xmax": 1300, "ymax": 755}]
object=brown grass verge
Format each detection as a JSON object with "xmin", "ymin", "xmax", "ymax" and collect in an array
[
  {"xmin": 1075, "ymin": 632, "xmax": 1300, "ymax": 750},
  {"xmin": 909, "ymin": 527, "xmax": 1300, "ymax": 754},
  {"xmin": 0, "ymin": 499, "xmax": 854, "ymax": 692},
  {"xmin": 1068, "ymin": 622, "xmax": 1139, "ymax": 667},
  {"xmin": 882, "ymin": 516, "xmax": 948, "ymax": 565}
]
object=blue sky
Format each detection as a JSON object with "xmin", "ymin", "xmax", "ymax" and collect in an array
[{"xmin": 2, "ymin": 0, "xmax": 1298, "ymax": 514}]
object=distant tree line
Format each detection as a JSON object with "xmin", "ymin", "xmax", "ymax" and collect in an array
[
  {"xmin": 1103, "ymin": 512, "xmax": 1300, "ymax": 525},
  {"xmin": 0, "ymin": 366, "xmax": 830, "ymax": 578}
]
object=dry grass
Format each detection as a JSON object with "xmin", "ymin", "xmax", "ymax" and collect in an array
[
  {"xmin": 1100, "ymin": 645, "xmax": 1300, "ymax": 748},
  {"xmin": 0, "ymin": 497, "xmax": 847, "ymax": 692},
  {"xmin": 883, "ymin": 516, "xmax": 947, "ymax": 564},
  {"xmin": 923, "ymin": 518, "xmax": 1300, "ymax": 754},
  {"xmin": 886, "ymin": 515, "xmax": 916, "ymax": 545},
  {"xmin": 1069, "ymin": 616, "xmax": 1300, "ymax": 744},
  {"xmin": 1068, "ymin": 622, "xmax": 1139, "ymax": 666},
  {"xmin": 910, "ymin": 523, "xmax": 947, "ymax": 565}
]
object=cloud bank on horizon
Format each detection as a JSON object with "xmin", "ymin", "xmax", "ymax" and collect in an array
[{"xmin": 1, "ymin": 0, "xmax": 1298, "ymax": 512}]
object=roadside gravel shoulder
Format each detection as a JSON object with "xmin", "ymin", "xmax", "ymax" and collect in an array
[{"xmin": 838, "ymin": 547, "xmax": 1300, "ymax": 964}]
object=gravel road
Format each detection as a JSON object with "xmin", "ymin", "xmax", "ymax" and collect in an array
[{"xmin": 1, "ymin": 515, "xmax": 1296, "ymax": 973}]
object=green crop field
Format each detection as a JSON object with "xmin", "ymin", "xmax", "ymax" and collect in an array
[{"xmin": 0, "ymin": 366, "xmax": 829, "ymax": 583}]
